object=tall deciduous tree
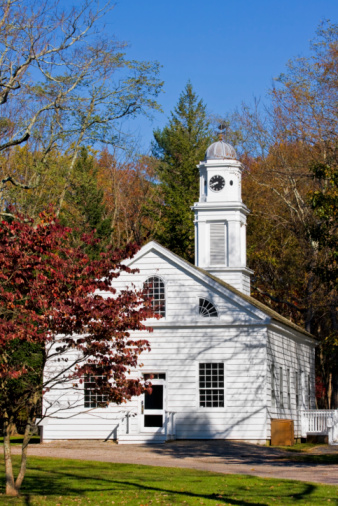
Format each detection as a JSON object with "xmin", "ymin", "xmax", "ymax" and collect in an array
[
  {"xmin": 0, "ymin": 0, "xmax": 162, "ymax": 217},
  {"xmin": 231, "ymin": 21, "xmax": 338, "ymax": 408},
  {"xmin": 98, "ymin": 150, "xmax": 160, "ymax": 248},
  {"xmin": 152, "ymin": 82, "xmax": 213, "ymax": 262},
  {"xmin": 0, "ymin": 211, "xmax": 154, "ymax": 496},
  {"xmin": 60, "ymin": 147, "xmax": 111, "ymax": 256}
]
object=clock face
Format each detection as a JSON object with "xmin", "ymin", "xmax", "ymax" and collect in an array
[{"xmin": 209, "ymin": 175, "xmax": 225, "ymax": 192}]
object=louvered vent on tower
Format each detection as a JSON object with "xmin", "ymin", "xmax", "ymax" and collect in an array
[{"xmin": 210, "ymin": 223, "xmax": 225, "ymax": 264}]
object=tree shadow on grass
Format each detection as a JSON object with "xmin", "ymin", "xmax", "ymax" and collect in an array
[
  {"xmin": 0, "ymin": 437, "xmax": 40, "ymax": 446},
  {"xmin": 15, "ymin": 464, "xmax": 321, "ymax": 506},
  {"xmin": 148, "ymin": 440, "xmax": 338, "ymax": 468}
]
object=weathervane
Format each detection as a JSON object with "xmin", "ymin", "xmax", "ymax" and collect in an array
[{"xmin": 217, "ymin": 122, "xmax": 227, "ymax": 141}]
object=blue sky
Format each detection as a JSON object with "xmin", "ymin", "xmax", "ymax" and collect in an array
[{"xmin": 80, "ymin": 1, "xmax": 338, "ymax": 152}]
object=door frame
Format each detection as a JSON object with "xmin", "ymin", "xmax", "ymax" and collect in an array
[{"xmin": 139, "ymin": 373, "xmax": 166, "ymax": 433}]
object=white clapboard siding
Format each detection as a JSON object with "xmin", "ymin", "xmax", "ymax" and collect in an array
[
  {"xmin": 266, "ymin": 325, "xmax": 316, "ymax": 438},
  {"xmin": 43, "ymin": 323, "xmax": 268, "ymax": 442},
  {"xmin": 113, "ymin": 250, "xmax": 260, "ymax": 323},
  {"xmin": 43, "ymin": 243, "xmax": 315, "ymax": 443}
]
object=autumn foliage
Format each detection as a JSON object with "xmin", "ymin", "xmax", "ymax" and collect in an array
[
  {"xmin": 0, "ymin": 211, "xmax": 153, "ymax": 495},
  {"xmin": 235, "ymin": 22, "xmax": 338, "ymax": 409}
]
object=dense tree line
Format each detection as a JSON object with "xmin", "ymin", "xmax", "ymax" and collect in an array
[
  {"xmin": 232, "ymin": 22, "xmax": 338, "ymax": 408},
  {"xmin": 1, "ymin": 5, "xmax": 337, "ymax": 495},
  {"xmin": 0, "ymin": 0, "xmax": 162, "ymax": 496},
  {"xmin": 150, "ymin": 82, "xmax": 214, "ymax": 262}
]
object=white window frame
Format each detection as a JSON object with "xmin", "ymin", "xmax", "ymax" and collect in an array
[
  {"xmin": 279, "ymin": 366, "xmax": 284, "ymax": 408},
  {"xmin": 197, "ymin": 296, "xmax": 219, "ymax": 319},
  {"xmin": 287, "ymin": 368, "xmax": 291, "ymax": 410},
  {"xmin": 207, "ymin": 220, "xmax": 228, "ymax": 266},
  {"xmin": 198, "ymin": 362, "xmax": 225, "ymax": 410},
  {"xmin": 143, "ymin": 275, "xmax": 166, "ymax": 319},
  {"xmin": 295, "ymin": 370, "xmax": 299, "ymax": 408},
  {"xmin": 271, "ymin": 363, "xmax": 276, "ymax": 407},
  {"xmin": 84, "ymin": 374, "xmax": 109, "ymax": 409}
]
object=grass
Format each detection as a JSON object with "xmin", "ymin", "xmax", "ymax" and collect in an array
[
  {"xmin": 287, "ymin": 453, "xmax": 338, "ymax": 465},
  {"xmin": 0, "ymin": 455, "xmax": 337, "ymax": 505},
  {"xmin": 277, "ymin": 443, "xmax": 321, "ymax": 452},
  {"xmin": 0, "ymin": 436, "xmax": 40, "ymax": 445},
  {"xmin": 274, "ymin": 443, "xmax": 338, "ymax": 464}
]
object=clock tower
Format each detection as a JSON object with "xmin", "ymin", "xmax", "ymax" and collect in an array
[{"xmin": 192, "ymin": 140, "xmax": 253, "ymax": 295}]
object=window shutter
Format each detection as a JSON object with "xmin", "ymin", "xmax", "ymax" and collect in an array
[{"xmin": 210, "ymin": 223, "xmax": 225, "ymax": 264}]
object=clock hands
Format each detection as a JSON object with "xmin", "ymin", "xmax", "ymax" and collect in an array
[{"xmin": 209, "ymin": 175, "xmax": 225, "ymax": 192}]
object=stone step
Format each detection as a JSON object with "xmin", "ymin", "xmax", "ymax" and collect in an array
[{"xmin": 118, "ymin": 433, "xmax": 166, "ymax": 445}]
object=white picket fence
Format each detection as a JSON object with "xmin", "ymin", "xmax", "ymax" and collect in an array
[{"xmin": 301, "ymin": 410, "xmax": 338, "ymax": 444}]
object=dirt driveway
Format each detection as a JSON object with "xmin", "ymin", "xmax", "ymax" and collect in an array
[{"xmin": 10, "ymin": 439, "xmax": 338, "ymax": 486}]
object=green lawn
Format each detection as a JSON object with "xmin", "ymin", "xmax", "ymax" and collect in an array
[
  {"xmin": 274, "ymin": 443, "xmax": 338, "ymax": 465},
  {"xmin": 0, "ymin": 455, "xmax": 337, "ymax": 505},
  {"xmin": 0, "ymin": 436, "xmax": 40, "ymax": 445},
  {"xmin": 287, "ymin": 453, "xmax": 338, "ymax": 465},
  {"xmin": 277, "ymin": 443, "xmax": 322, "ymax": 452}
]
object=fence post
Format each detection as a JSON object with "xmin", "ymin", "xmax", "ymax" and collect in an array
[{"xmin": 301, "ymin": 411, "xmax": 308, "ymax": 438}]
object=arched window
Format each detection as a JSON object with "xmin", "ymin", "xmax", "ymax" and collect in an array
[
  {"xmin": 199, "ymin": 298, "xmax": 218, "ymax": 317},
  {"xmin": 144, "ymin": 276, "xmax": 165, "ymax": 317}
]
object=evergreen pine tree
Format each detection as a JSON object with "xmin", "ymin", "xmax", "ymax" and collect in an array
[
  {"xmin": 152, "ymin": 82, "xmax": 213, "ymax": 262},
  {"xmin": 61, "ymin": 147, "xmax": 111, "ymax": 256}
]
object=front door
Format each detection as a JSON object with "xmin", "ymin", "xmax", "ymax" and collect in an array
[{"xmin": 141, "ymin": 374, "xmax": 166, "ymax": 432}]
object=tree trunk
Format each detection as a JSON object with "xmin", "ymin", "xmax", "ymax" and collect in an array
[
  {"xmin": 14, "ymin": 419, "xmax": 32, "ymax": 491},
  {"xmin": 2, "ymin": 418, "xmax": 18, "ymax": 496}
]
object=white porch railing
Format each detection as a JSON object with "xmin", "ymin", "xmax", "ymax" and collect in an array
[
  {"xmin": 122, "ymin": 410, "xmax": 137, "ymax": 434},
  {"xmin": 301, "ymin": 409, "xmax": 338, "ymax": 445}
]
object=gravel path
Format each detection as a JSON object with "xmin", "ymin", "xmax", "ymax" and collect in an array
[{"xmin": 9, "ymin": 440, "xmax": 338, "ymax": 486}]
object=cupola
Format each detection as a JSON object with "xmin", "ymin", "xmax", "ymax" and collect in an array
[
  {"xmin": 192, "ymin": 138, "xmax": 253, "ymax": 295},
  {"xmin": 205, "ymin": 140, "xmax": 237, "ymax": 161}
]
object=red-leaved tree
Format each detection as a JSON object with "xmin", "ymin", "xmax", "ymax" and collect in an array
[{"xmin": 0, "ymin": 211, "xmax": 153, "ymax": 496}]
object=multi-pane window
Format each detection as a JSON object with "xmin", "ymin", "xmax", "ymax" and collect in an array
[
  {"xmin": 84, "ymin": 375, "xmax": 108, "ymax": 408},
  {"xmin": 199, "ymin": 363, "xmax": 224, "ymax": 408},
  {"xmin": 199, "ymin": 298, "xmax": 218, "ymax": 317},
  {"xmin": 144, "ymin": 373, "xmax": 166, "ymax": 380},
  {"xmin": 295, "ymin": 371, "xmax": 299, "ymax": 408},
  {"xmin": 279, "ymin": 367, "xmax": 283, "ymax": 408},
  {"xmin": 144, "ymin": 276, "xmax": 165, "ymax": 317},
  {"xmin": 271, "ymin": 364, "xmax": 276, "ymax": 407}
]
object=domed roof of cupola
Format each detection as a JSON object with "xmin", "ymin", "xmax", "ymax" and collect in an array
[{"xmin": 205, "ymin": 140, "xmax": 237, "ymax": 161}]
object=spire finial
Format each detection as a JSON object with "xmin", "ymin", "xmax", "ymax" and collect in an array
[{"xmin": 217, "ymin": 122, "xmax": 227, "ymax": 142}]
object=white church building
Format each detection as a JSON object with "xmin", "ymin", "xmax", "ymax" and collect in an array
[{"xmin": 41, "ymin": 140, "xmax": 317, "ymax": 444}]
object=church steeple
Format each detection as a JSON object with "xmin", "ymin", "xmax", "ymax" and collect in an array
[{"xmin": 192, "ymin": 139, "xmax": 253, "ymax": 295}]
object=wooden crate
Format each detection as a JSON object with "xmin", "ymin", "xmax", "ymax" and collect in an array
[{"xmin": 271, "ymin": 419, "xmax": 294, "ymax": 446}]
